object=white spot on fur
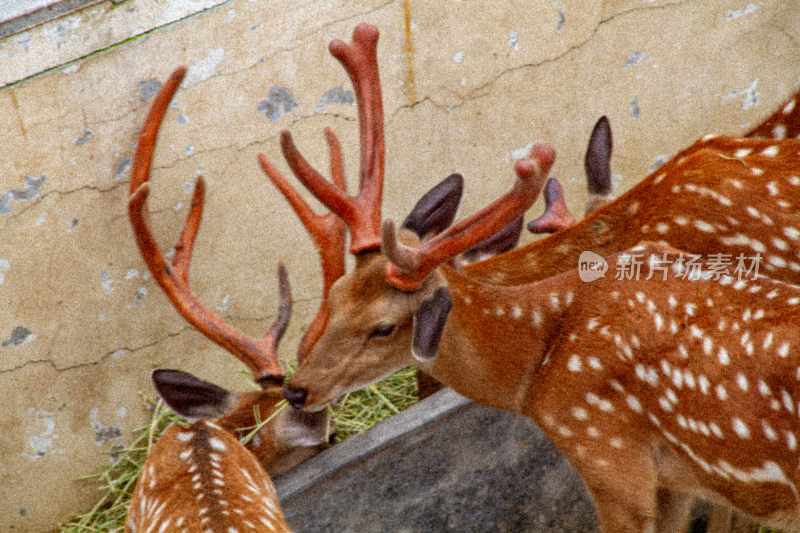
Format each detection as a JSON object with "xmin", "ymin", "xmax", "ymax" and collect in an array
[{"xmin": 732, "ymin": 418, "xmax": 751, "ymax": 439}]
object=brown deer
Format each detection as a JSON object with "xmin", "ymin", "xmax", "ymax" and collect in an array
[
  {"xmin": 256, "ymin": 23, "xmax": 800, "ymax": 533},
  {"xmin": 125, "ymin": 66, "xmax": 334, "ymax": 532}
]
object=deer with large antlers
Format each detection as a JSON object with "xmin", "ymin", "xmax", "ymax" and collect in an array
[
  {"xmin": 124, "ymin": 66, "xmax": 335, "ymax": 532},
  {"xmin": 261, "ymin": 23, "xmax": 800, "ymax": 532}
]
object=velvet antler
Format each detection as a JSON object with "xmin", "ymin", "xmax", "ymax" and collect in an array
[
  {"xmin": 128, "ymin": 66, "xmax": 290, "ymax": 385},
  {"xmin": 258, "ymin": 128, "xmax": 347, "ymax": 361},
  {"xmin": 382, "ymin": 142, "xmax": 556, "ymax": 291},
  {"xmin": 269, "ymin": 23, "xmax": 385, "ymax": 255},
  {"xmin": 526, "ymin": 178, "xmax": 575, "ymax": 233}
]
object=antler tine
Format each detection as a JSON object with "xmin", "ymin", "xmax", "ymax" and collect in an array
[
  {"xmin": 265, "ymin": 261, "xmax": 293, "ymax": 361},
  {"xmin": 128, "ymin": 66, "xmax": 287, "ymax": 386},
  {"xmin": 526, "ymin": 178, "xmax": 575, "ymax": 233},
  {"xmin": 258, "ymin": 129, "xmax": 347, "ymax": 361},
  {"xmin": 329, "ymin": 23, "xmax": 384, "ymax": 207},
  {"xmin": 276, "ymin": 23, "xmax": 385, "ymax": 254},
  {"xmin": 383, "ymin": 142, "xmax": 556, "ymax": 291}
]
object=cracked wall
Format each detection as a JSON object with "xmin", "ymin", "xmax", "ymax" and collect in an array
[{"xmin": 1, "ymin": 0, "xmax": 799, "ymax": 530}]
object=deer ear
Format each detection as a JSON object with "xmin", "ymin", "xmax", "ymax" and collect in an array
[
  {"xmin": 411, "ymin": 287, "xmax": 453, "ymax": 362},
  {"xmin": 151, "ymin": 369, "xmax": 235, "ymax": 420},
  {"xmin": 401, "ymin": 173, "xmax": 464, "ymax": 242},
  {"xmin": 585, "ymin": 116, "xmax": 613, "ymax": 196},
  {"xmin": 462, "ymin": 216, "xmax": 523, "ymax": 264}
]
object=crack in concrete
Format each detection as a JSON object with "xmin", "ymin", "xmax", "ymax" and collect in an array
[
  {"xmin": 0, "ymin": 326, "xmax": 193, "ymax": 375},
  {"xmin": 417, "ymin": 0, "xmax": 694, "ymax": 114},
  {"xmin": 0, "ymin": 179, "xmax": 129, "ymax": 232},
  {"xmin": 0, "ymin": 293, "xmax": 322, "ymax": 375}
]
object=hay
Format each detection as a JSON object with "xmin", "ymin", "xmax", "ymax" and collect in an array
[
  {"xmin": 59, "ymin": 396, "xmax": 189, "ymax": 532},
  {"xmin": 329, "ymin": 365, "xmax": 417, "ymax": 442},
  {"xmin": 59, "ymin": 367, "xmax": 418, "ymax": 531}
]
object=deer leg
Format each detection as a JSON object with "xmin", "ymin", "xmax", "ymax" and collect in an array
[
  {"xmin": 705, "ymin": 503, "xmax": 733, "ymax": 533},
  {"xmin": 654, "ymin": 489, "xmax": 693, "ymax": 533},
  {"xmin": 588, "ymin": 488, "xmax": 657, "ymax": 533},
  {"xmin": 578, "ymin": 450, "xmax": 662, "ymax": 533}
]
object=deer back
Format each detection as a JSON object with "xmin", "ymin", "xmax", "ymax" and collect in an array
[
  {"xmin": 466, "ymin": 135, "xmax": 800, "ymax": 286},
  {"xmin": 126, "ymin": 419, "xmax": 290, "ymax": 532}
]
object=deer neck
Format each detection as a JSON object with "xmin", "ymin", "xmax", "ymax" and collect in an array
[{"xmin": 424, "ymin": 266, "xmax": 572, "ymax": 415}]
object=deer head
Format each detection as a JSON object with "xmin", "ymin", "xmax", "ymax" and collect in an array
[{"xmin": 281, "ymin": 140, "xmax": 554, "ymax": 409}]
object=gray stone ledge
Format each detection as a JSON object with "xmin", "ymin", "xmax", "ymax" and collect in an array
[{"xmin": 275, "ymin": 387, "xmax": 600, "ymax": 532}]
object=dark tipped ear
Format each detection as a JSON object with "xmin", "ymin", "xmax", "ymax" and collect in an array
[
  {"xmin": 585, "ymin": 116, "xmax": 613, "ymax": 196},
  {"xmin": 151, "ymin": 369, "xmax": 235, "ymax": 420},
  {"xmin": 411, "ymin": 287, "xmax": 453, "ymax": 362},
  {"xmin": 462, "ymin": 216, "xmax": 523, "ymax": 264},
  {"xmin": 401, "ymin": 174, "xmax": 464, "ymax": 241}
]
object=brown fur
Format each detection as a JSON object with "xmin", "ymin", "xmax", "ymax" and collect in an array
[
  {"xmin": 467, "ymin": 136, "xmax": 800, "ymax": 287},
  {"xmin": 289, "ymin": 241, "xmax": 800, "ymax": 532},
  {"xmin": 125, "ymin": 419, "xmax": 292, "ymax": 532}
]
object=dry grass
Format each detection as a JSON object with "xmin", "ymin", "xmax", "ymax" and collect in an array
[{"xmin": 58, "ymin": 366, "xmax": 418, "ymax": 532}]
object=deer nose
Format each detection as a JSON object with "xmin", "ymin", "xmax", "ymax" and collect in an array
[{"xmin": 283, "ymin": 382, "xmax": 308, "ymax": 409}]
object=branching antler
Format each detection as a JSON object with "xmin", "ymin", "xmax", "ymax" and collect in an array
[
  {"xmin": 128, "ymin": 66, "xmax": 289, "ymax": 385},
  {"xmin": 267, "ymin": 23, "xmax": 385, "ymax": 254},
  {"xmin": 382, "ymin": 142, "xmax": 556, "ymax": 291},
  {"xmin": 258, "ymin": 128, "xmax": 346, "ymax": 362}
]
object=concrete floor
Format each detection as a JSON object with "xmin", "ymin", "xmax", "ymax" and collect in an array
[{"xmin": 1, "ymin": 0, "xmax": 799, "ymax": 530}]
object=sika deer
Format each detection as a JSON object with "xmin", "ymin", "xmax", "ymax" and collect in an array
[
  {"xmin": 466, "ymin": 90, "xmax": 800, "ymax": 287},
  {"xmin": 287, "ymin": 166, "xmax": 800, "ymax": 532},
  {"xmin": 126, "ymin": 370, "xmax": 297, "ymax": 531},
  {"xmin": 255, "ymin": 23, "xmax": 800, "ymax": 532},
  {"xmin": 125, "ymin": 67, "xmax": 332, "ymax": 532}
]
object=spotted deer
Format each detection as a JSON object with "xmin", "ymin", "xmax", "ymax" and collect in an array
[
  {"xmin": 124, "ymin": 67, "xmax": 334, "ymax": 532},
  {"xmin": 528, "ymin": 94, "xmax": 800, "ymax": 236},
  {"xmin": 125, "ymin": 371, "xmax": 295, "ymax": 532},
  {"xmin": 250, "ymin": 23, "xmax": 800, "ymax": 532},
  {"xmin": 285, "ymin": 147, "xmax": 800, "ymax": 531}
]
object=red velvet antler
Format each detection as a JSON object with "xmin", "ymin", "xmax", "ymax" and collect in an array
[
  {"xmin": 526, "ymin": 178, "xmax": 575, "ymax": 233},
  {"xmin": 272, "ymin": 23, "xmax": 385, "ymax": 254},
  {"xmin": 128, "ymin": 66, "xmax": 290, "ymax": 385},
  {"xmin": 382, "ymin": 142, "xmax": 556, "ymax": 290},
  {"xmin": 258, "ymin": 128, "xmax": 347, "ymax": 362}
]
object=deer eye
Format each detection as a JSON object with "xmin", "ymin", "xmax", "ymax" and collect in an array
[{"xmin": 369, "ymin": 323, "xmax": 395, "ymax": 339}]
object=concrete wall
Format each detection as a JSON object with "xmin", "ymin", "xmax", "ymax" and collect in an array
[{"xmin": 1, "ymin": 0, "xmax": 799, "ymax": 530}]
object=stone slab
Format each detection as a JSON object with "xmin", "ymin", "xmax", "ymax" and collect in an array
[{"xmin": 276, "ymin": 388, "xmax": 600, "ymax": 533}]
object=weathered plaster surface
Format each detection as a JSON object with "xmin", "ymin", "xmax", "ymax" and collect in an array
[
  {"xmin": 0, "ymin": 0, "xmax": 230, "ymax": 87},
  {"xmin": 1, "ymin": 0, "xmax": 798, "ymax": 529}
]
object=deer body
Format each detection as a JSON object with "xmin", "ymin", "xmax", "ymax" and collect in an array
[
  {"xmin": 448, "ymin": 254, "xmax": 800, "ymax": 531},
  {"xmin": 235, "ymin": 22, "xmax": 800, "ymax": 532},
  {"xmin": 307, "ymin": 240, "xmax": 800, "ymax": 532},
  {"xmin": 467, "ymin": 135, "xmax": 800, "ymax": 287},
  {"xmin": 126, "ymin": 418, "xmax": 291, "ymax": 532}
]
